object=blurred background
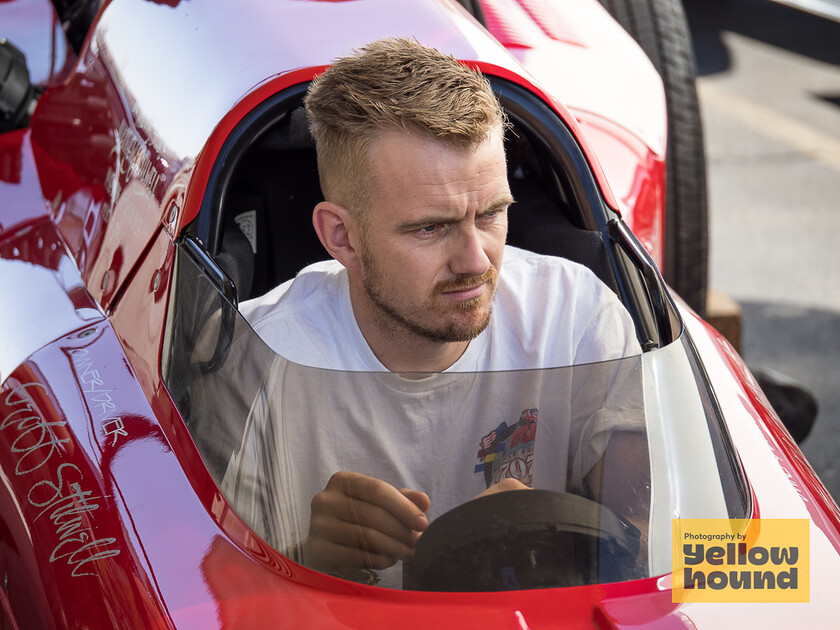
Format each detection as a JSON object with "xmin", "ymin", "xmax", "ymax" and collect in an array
[{"xmin": 683, "ymin": 0, "xmax": 840, "ymax": 501}]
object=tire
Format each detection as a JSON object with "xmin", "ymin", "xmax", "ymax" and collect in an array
[{"xmin": 597, "ymin": 0, "xmax": 709, "ymax": 315}]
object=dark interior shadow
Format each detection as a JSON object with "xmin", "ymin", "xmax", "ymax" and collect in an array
[{"xmin": 684, "ymin": 0, "xmax": 840, "ymax": 76}]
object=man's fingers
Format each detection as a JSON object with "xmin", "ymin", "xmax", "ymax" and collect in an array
[
  {"xmin": 308, "ymin": 512, "xmax": 416, "ymax": 563},
  {"xmin": 306, "ymin": 473, "xmax": 433, "ymax": 571},
  {"xmin": 400, "ymin": 488, "xmax": 431, "ymax": 514},
  {"xmin": 306, "ymin": 538, "xmax": 398, "ymax": 571},
  {"xmin": 326, "ymin": 472, "xmax": 428, "ymax": 532},
  {"xmin": 474, "ymin": 477, "xmax": 532, "ymax": 499},
  {"xmin": 311, "ymin": 488, "xmax": 420, "ymax": 547}
]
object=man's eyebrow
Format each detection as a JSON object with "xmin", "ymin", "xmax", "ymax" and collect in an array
[
  {"xmin": 399, "ymin": 213, "xmax": 460, "ymax": 231},
  {"xmin": 399, "ymin": 196, "xmax": 516, "ymax": 231},
  {"xmin": 479, "ymin": 195, "xmax": 516, "ymax": 215}
]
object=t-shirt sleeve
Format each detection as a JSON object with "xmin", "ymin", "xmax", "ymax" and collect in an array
[
  {"xmin": 566, "ymin": 354, "xmax": 646, "ymax": 495},
  {"xmin": 220, "ymin": 358, "xmax": 308, "ymax": 561},
  {"xmin": 571, "ymin": 274, "xmax": 642, "ymax": 365}
]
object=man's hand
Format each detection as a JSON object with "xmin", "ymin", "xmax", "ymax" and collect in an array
[
  {"xmin": 474, "ymin": 477, "xmax": 531, "ymax": 498},
  {"xmin": 304, "ymin": 471, "xmax": 430, "ymax": 571}
]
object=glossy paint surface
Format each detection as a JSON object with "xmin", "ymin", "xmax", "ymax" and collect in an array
[
  {"xmin": 478, "ymin": 0, "xmax": 667, "ymax": 265},
  {"xmin": 21, "ymin": 0, "xmax": 656, "ymax": 315},
  {"xmin": 0, "ymin": 217, "xmax": 168, "ymax": 626},
  {"xmin": 3, "ymin": 0, "xmax": 839, "ymax": 627},
  {"xmin": 0, "ymin": 212, "xmax": 103, "ymax": 383},
  {"xmin": 0, "ymin": 0, "xmax": 76, "ymax": 86},
  {"xmin": 30, "ymin": 41, "xmax": 185, "ymax": 312},
  {"xmin": 679, "ymin": 310, "xmax": 840, "ymax": 626},
  {"xmin": 0, "ymin": 130, "xmax": 49, "ymax": 236},
  {"xmin": 64, "ymin": 0, "xmax": 620, "ymax": 226},
  {"xmin": 7, "ymin": 282, "xmax": 840, "ymax": 628},
  {"xmin": 572, "ymin": 113, "xmax": 665, "ymax": 268}
]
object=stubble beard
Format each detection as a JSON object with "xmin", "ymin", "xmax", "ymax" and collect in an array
[{"xmin": 358, "ymin": 244, "xmax": 497, "ymax": 344}]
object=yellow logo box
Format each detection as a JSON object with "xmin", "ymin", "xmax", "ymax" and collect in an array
[{"xmin": 672, "ymin": 519, "xmax": 809, "ymax": 603}]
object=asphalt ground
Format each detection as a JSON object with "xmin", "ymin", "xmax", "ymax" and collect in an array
[{"xmin": 684, "ymin": 0, "xmax": 840, "ymax": 501}]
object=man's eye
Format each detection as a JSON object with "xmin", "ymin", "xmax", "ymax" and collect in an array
[
  {"xmin": 418, "ymin": 224, "xmax": 439, "ymax": 235},
  {"xmin": 479, "ymin": 207, "xmax": 506, "ymax": 223}
]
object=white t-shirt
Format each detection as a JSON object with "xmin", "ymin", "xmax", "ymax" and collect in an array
[
  {"xmin": 240, "ymin": 246, "xmax": 639, "ymax": 371},
  {"xmin": 222, "ymin": 246, "xmax": 644, "ymax": 587}
]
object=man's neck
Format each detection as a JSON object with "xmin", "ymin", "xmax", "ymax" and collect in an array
[
  {"xmin": 366, "ymin": 332, "xmax": 469, "ymax": 373},
  {"xmin": 349, "ymin": 288, "xmax": 469, "ymax": 373}
]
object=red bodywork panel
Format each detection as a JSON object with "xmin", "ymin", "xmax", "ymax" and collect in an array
[
  {"xmin": 1, "ymin": 0, "xmax": 838, "ymax": 627},
  {"xmin": 21, "ymin": 0, "xmax": 641, "ymax": 312},
  {"xmin": 4, "ymin": 216, "xmax": 839, "ymax": 627},
  {"xmin": 0, "ymin": 0, "xmax": 77, "ymax": 87},
  {"xmin": 477, "ymin": 0, "xmax": 666, "ymax": 266}
]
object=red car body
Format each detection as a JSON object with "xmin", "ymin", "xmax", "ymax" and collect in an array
[{"xmin": 1, "ymin": 0, "xmax": 838, "ymax": 627}]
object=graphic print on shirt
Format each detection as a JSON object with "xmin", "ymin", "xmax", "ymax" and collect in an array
[{"xmin": 474, "ymin": 409, "xmax": 538, "ymax": 488}]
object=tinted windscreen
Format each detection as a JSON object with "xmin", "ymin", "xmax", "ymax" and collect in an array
[
  {"xmin": 163, "ymin": 243, "xmax": 744, "ymax": 591},
  {"xmin": 164, "ymin": 244, "xmax": 650, "ymax": 589},
  {"xmin": 211, "ymin": 349, "xmax": 647, "ymax": 590}
]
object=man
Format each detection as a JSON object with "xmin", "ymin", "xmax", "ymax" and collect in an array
[{"xmin": 227, "ymin": 38, "xmax": 646, "ymax": 585}]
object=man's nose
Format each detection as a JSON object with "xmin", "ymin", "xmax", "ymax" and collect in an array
[{"xmin": 450, "ymin": 225, "xmax": 491, "ymax": 277}]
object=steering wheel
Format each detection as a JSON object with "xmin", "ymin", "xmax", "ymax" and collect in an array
[{"xmin": 403, "ymin": 489, "xmax": 641, "ymax": 592}]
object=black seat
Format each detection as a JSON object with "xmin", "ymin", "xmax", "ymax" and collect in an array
[
  {"xmin": 219, "ymin": 107, "xmax": 327, "ymax": 300},
  {"xmin": 218, "ymin": 106, "xmax": 619, "ymax": 303},
  {"xmin": 507, "ymin": 177, "xmax": 619, "ymax": 294}
]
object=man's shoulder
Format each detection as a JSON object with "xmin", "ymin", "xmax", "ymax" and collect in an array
[
  {"xmin": 237, "ymin": 259, "xmax": 360, "ymax": 368},
  {"xmin": 497, "ymin": 246, "xmax": 616, "ymax": 320},
  {"xmin": 240, "ymin": 260, "xmax": 346, "ymax": 325},
  {"xmin": 500, "ymin": 245, "xmax": 606, "ymax": 289},
  {"xmin": 491, "ymin": 246, "xmax": 639, "ymax": 366}
]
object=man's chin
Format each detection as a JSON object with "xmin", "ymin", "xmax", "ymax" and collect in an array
[{"xmin": 427, "ymin": 309, "xmax": 492, "ymax": 343}]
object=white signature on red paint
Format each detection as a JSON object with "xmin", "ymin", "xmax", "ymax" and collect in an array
[
  {"xmin": 2, "ymin": 381, "xmax": 121, "ymax": 577},
  {"xmin": 0, "ymin": 382, "xmax": 67, "ymax": 475},
  {"xmin": 70, "ymin": 348, "xmax": 128, "ymax": 446}
]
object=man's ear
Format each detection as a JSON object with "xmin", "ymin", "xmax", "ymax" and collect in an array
[{"xmin": 312, "ymin": 201, "xmax": 361, "ymax": 270}]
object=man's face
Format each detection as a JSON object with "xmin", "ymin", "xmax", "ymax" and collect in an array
[{"xmin": 352, "ymin": 130, "xmax": 512, "ymax": 344}]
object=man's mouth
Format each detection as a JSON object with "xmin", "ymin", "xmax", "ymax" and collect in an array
[
  {"xmin": 440, "ymin": 282, "xmax": 486, "ymax": 301},
  {"xmin": 437, "ymin": 268, "xmax": 498, "ymax": 303}
]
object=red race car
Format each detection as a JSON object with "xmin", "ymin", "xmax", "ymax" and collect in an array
[{"xmin": 1, "ymin": 0, "xmax": 837, "ymax": 627}]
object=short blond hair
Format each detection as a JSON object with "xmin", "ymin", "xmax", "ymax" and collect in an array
[{"xmin": 304, "ymin": 37, "xmax": 505, "ymax": 221}]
